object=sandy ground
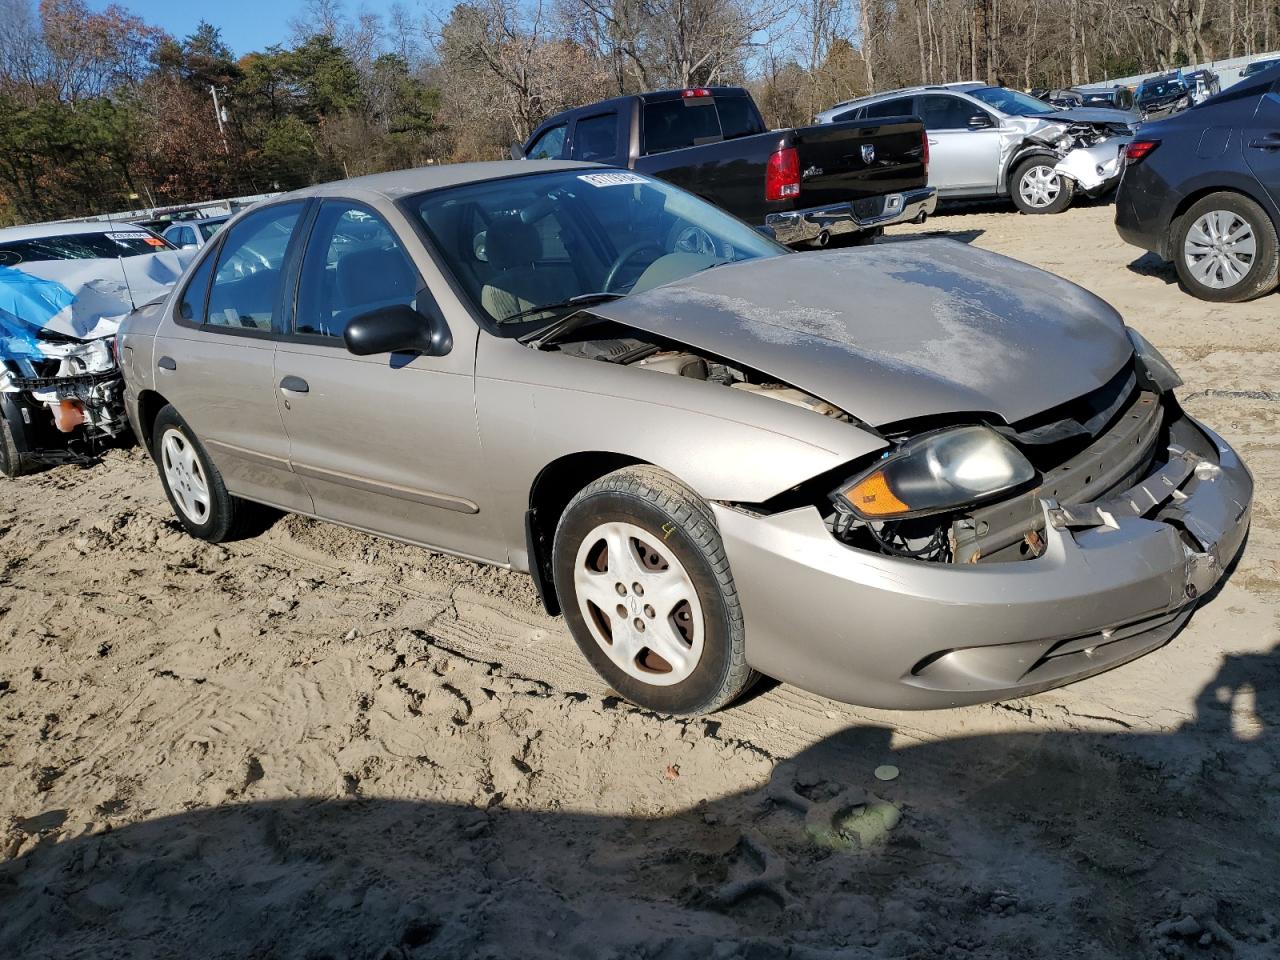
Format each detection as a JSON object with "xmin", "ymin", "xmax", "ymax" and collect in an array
[{"xmin": 1, "ymin": 202, "xmax": 1278, "ymax": 960}]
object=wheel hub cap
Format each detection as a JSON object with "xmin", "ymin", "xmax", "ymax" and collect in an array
[
  {"xmin": 573, "ymin": 521, "xmax": 704, "ymax": 686},
  {"xmin": 160, "ymin": 428, "xmax": 211, "ymax": 524},
  {"xmin": 1183, "ymin": 210, "xmax": 1255, "ymax": 289},
  {"xmin": 1019, "ymin": 165, "xmax": 1060, "ymax": 207}
]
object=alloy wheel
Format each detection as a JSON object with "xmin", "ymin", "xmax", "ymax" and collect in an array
[
  {"xmin": 572, "ymin": 520, "xmax": 705, "ymax": 687},
  {"xmin": 160, "ymin": 428, "xmax": 211, "ymax": 524},
  {"xmin": 1183, "ymin": 210, "xmax": 1256, "ymax": 289}
]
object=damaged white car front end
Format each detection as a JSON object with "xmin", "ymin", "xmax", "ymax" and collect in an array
[
  {"xmin": 0, "ymin": 248, "xmax": 191, "ymax": 476},
  {"xmin": 1012, "ymin": 112, "xmax": 1133, "ymax": 198}
]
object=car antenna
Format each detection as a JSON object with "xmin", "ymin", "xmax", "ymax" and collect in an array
[{"xmin": 105, "ymin": 205, "xmax": 138, "ymax": 312}]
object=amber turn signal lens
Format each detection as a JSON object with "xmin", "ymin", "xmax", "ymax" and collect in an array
[{"xmin": 840, "ymin": 470, "xmax": 911, "ymax": 517}]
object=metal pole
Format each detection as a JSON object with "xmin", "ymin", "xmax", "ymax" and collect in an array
[{"xmin": 210, "ymin": 85, "xmax": 230, "ymax": 155}]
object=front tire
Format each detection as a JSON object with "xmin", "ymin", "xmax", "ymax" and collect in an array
[
  {"xmin": 552, "ymin": 466, "xmax": 757, "ymax": 715},
  {"xmin": 151, "ymin": 404, "xmax": 246, "ymax": 542},
  {"xmin": 1172, "ymin": 192, "xmax": 1279, "ymax": 302},
  {"xmin": 0, "ymin": 410, "xmax": 31, "ymax": 478},
  {"xmin": 1011, "ymin": 156, "xmax": 1074, "ymax": 215}
]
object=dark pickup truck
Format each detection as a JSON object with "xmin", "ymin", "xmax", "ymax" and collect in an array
[{"xmin": 518, "ymin": 86, "xmax": 936, "ymax": 246}]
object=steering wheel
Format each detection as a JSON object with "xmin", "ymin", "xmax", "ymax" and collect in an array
[{"xmin": 603, "ymin": 241, "xmax": 667, "ymax": 293}]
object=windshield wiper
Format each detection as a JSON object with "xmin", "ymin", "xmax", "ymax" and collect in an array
[{"xmin": 498, "ymin": 291, "xmax": 624, "ymax": 325}]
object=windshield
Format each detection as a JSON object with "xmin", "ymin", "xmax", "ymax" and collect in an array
[
  {"xmin": 0, "ymin": 229, "xmax": 172, "ymax": 267},
  {"xmin": 410, "ymin": 169, "xmax": 785, "ymax": 336},
  {"xmin": 1138, "ymin": 80, "xmax": 1185, "ymax": 100},
  {"xmin": 968, "ymin": 86, "xmax": 1057, "ymax": 116}
]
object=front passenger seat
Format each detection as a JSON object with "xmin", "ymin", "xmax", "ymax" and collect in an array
[{"xmin": 480, "ymin": 217, "xmax": 565, "ymax": 321}]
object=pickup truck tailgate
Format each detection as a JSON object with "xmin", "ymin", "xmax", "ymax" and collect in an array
[{"xmin": 792, "ymin": 119, "xmax": 927, "ymax": 210}]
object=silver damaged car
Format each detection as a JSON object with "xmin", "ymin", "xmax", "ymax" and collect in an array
[{"xmin": 117, "ymin": 160, "xmax": 1252, "ymax": 714}]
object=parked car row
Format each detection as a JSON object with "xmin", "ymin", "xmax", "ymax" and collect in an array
[{"xmin": 1, "ymin": 74, "xmax": 1262, "ymax": 715}]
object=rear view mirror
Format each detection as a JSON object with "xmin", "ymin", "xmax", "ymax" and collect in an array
[
  {"xmin": 344, "ymin": 304, "xmax": 452, "ymax": 358},
  {"xmin": 968, "ymin": 113, "xmax": 994, "ymax": 129}
]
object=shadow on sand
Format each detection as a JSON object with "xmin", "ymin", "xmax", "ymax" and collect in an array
[{"xmin": 1, "ymin": 647, "xmax": 1278, "ymax": 960}]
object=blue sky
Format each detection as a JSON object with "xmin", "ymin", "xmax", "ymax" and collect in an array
[{"xmin": 85, "ymin": 0, "xmax": 414, "ymax": 57}]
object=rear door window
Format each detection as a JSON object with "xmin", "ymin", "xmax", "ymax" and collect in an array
[
  {"xmin": 863, "ymin": 97, "xmax": 915, "ymax": 118},
  {"xmin": 642, "ymin": 98, "xmax": 722, "ymax": 154},
  {"xmin": 571, "ymin": 113, "xmax": 620, "ymax": 162},
  {"xmin": 716, "ymin": 96, "xmax": 764, "ymax": 139},
  {"xmin": 526, "ymin": 124, "xmax": 567, "ymax": 160},
  {"xmin": 204, "ymin": 202, "xmax": 304, "ymax": 333}
]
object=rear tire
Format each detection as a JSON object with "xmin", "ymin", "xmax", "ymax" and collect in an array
[
  {"xmin": 151, "ymin": 404, "xmax": 247, "ymax": 542},
  {"xmin": 1172, "ymin": 191, "xmax": 1279, "ymax": 302},
  {"xmin": 552, "ymin": 466, "xmax": 757, "ymax": 715},
  {"xmin": 1011, "ymin": 156, "xmax": 1075, "ymax": 215}
]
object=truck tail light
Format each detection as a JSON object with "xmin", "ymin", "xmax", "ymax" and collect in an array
[
  {"xmin": 921, "ymin": 129, "xmax": 929, "ymax": 172},
  {"xmin": 1124, "ymin": 139, "xmax": 1160, "ymax": 164},
  {"xmin": 766, "ymin": 146, "xmax": 801, "ymax": 201},
  {"xmin": 681, "ymin": 88, "xmax": 712, "ymax": 98}
]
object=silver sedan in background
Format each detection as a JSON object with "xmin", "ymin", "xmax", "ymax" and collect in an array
[{"xmin": 117, "ymin": 160, "xmax": 1250, "ymax": 715}]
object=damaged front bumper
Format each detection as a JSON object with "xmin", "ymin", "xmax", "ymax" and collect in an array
[
  {"xmin": 712, "ymin": 411, "xmax": 1251, "ymax": 709},
  {"xmin": 765, "ymin": 186, "xmax": 937, "ymax": 246},
  {"xmin": 1053, "ymin": 137, "xmax": 1131, "ymax": 195},
  {"xmin": 1, "ymin": 338, "xmax": 129, "ymax": 470}
]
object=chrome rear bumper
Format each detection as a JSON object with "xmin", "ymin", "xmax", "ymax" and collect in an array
[{"xmin": 765, "ymin": 187, "xmax": 937, "ymax": 246}]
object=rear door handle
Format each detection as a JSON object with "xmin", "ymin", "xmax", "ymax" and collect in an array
[
  {"xmin": 279, "ymin": 375, "xmax": 309, "ymax": 394},
  {"xmin": 157, "ymin": 356, "xmax": 177, "ymax": 371},
  {"xmin": 1249, "ymin": 133, "xmax": 1280, "ymax": 150}
]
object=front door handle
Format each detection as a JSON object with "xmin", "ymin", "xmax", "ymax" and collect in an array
[
  {"xmin": 1249, "ymin": 133, "xmax": 1280, "ymax": 150},
  {"xmin": 279, "ymin": 375, "xmax": 309, "ymax": 394},
  {"xmin": 928, "ymin": 138, "xmax": 939, "ymax": 145},
  {"xmin": 157, "ymin": 356, "xmax": 177, "ymax": 371}
]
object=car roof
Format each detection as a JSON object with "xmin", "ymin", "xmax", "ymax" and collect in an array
[
  {"xmin": 825, "ymin": 82, "xmax": 988, "ymax": 111},
  {"xmin": 275, "ymin": 159, "xmax": 600, "ymax": 204},
  {"xmin": 0, "ymin": 219, "xmax": 153, "ymax": 243}
]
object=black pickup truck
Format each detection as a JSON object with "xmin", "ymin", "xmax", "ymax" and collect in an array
[{"xmin": 518, "ymin": 86, "xmax": 936, "ymax": 246}]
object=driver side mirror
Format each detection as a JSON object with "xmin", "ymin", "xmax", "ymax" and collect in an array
[
  {"xmin": 968, "ymin": 113, "xmax": 994, "ymax": 129},
  {"xmin": 344, "ymin": 303, "xmax": 452, "ymax": 358}
]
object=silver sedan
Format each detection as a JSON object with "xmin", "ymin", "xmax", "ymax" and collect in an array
[{"xmin": 118, "ymin": 160, "xmax": 1251, "ymax": 714}]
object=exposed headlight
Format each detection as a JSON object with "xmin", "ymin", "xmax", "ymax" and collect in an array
[
  {"xmin": 831, "ymin": 426, "xmax": 1035, "ymax": 521},
  {"xmin": 1126, "ymin": 327, "xmax": 1182, "ymax": 392}
]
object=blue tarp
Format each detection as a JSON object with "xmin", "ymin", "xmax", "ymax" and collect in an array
[{"xmin": 0, "ymin": 266, "xmax": 76, "ymax": 360}]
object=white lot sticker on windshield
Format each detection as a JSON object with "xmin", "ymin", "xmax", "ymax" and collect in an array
[{"xmin": 578, "ymin": 172, "xmax": 648, "ymax": 187}]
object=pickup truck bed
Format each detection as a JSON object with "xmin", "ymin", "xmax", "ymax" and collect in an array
[{"xmin": 520, "ymin": 87, "xmax": 935, "ymax": 245}]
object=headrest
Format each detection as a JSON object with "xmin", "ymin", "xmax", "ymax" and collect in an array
[{"xmin": 485, "ymin": 215, "xmax": 541, "ymax": 270}]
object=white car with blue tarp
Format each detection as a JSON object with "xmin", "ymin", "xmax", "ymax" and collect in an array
[{"xmin": 0, "ymin": 220, "xmax": 194, "ymax": 476}]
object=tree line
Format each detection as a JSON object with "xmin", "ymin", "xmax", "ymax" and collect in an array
[{"xmin": 1, "ymin": 0, "xmax": 1276, "ymax": 225}]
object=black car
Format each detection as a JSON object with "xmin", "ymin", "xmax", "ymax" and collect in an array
[
  {"xmin": 1135, "ymin": 75, "xmax": 1190, "ymax": 119},
  {"xmin": 1115, "ymin": 67, "xmax": 1280, "ymax": 302}
]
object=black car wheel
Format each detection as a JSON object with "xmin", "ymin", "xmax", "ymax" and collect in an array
[
  {"xmin": 552, "ymin": 465, "xmax": 758, "ymax": 715},
  {"xmin": 1173, "ymin": 192, "xmax": 1280, "ymax": 302},
  {"xmin": 1011, "ymin": 157, "xmax": 1075, "ymax": 215},
  {"xmin": 0, "ymin": 401, "xmax": 31, "ymax": 479}
]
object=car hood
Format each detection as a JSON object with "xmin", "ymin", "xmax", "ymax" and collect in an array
[
  {"xmin": 587, "ymin": 240, "xmax": 1133, "ymax": 427},
  {"xmin": 1033, "ymin": 106, "xmax": 1138, "ymax": 125},
  {"xmin": 0, "ymin": 249, "xmax": 193, "ymax": 356}
]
